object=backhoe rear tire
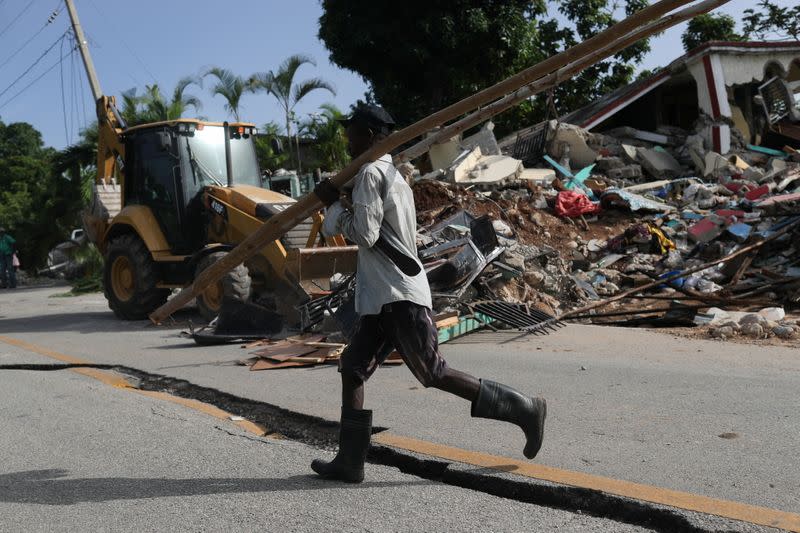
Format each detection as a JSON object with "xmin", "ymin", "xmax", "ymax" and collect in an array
[
  {"xmin": 103, "ymin": 234, "xmax": 170, "ymax": 320},
  {"xmin": 195, "ymin": 251, "xmax": 252, "ymax": 322}
]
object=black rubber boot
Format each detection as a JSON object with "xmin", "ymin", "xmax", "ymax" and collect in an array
[
  {"xmin": 471, "ymin": 379, "xmax": 547, "ymax": 459},
  {"xmin": 311, "ymin": 408, "xmax": 372, "ymax": 483}
]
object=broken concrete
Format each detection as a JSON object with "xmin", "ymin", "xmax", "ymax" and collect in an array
[
  {"xmin": 636, "ymin": 147, "xmax": 683, "ymax": 179},
  {"xmin": 451, "ymin": 155, "xmax": 521, "ymax": 190},
  {"xmin": 447, "ymin": 146, "xmax": 483, "ymax": 183},
  {"xmin": 547, "ymin": 121, "xmax": 599, "ymax": 169},
  {"xmin": 519, "ymin": 168, "xmax": 556, "ymax": 185}
]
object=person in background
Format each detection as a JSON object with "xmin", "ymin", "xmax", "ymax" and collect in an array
[{"xmin": 0, "ymin": 227, "xmax": 17, "ymax": 289}]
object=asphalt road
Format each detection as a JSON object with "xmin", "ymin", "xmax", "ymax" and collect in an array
[
  {"xmin": 0, "ymin": 344, "xmax": 660, "ymax": 532},
  {"xmin": 1, "ymin": 284, "xmax": 797, "ymax": 531}
]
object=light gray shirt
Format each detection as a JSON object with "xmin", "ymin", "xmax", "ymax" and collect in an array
[{"xmin": 322, "ymin": 154, "xmax": 432, "ymax": 316}]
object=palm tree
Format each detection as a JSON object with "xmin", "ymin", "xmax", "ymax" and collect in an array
[
  {"xmin": 247, "ymin": 54, "xmax": 336, "ymax": 171},
  {"xmin": 119, "ymin": 88, "xmax": 143, "ymax": 126},
  {"xmin": 301, "ymin": 103, "xmax": 350, "ymax": 171},
  {"xmin": 117, "ymin": 76, "xmax": 203, "ymax": 126},
  {"xmin": 204, "ymin": 67, "xmax": 246, "ymax": 121},
  {"xmin": 141, "ymin": 76, "xmax": 203, "ymax": 121}
]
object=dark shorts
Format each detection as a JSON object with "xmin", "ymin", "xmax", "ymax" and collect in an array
[{"xmin": 340, "ymin": 300, "xmax": 448, "ymax": 386}]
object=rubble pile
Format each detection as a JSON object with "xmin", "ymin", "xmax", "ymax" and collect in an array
[
  {"xmin": 699, "ymin": 307, "xmax": 800, "ymax": 341},
  {"xmin": 408, "ymin": 116, "xmax": 800, "ymax": 342},
  {"xmin": 412, "ymin": 179, "xmax": 627, "ymax": 315}
]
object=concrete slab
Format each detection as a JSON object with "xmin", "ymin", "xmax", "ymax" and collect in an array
[
  {"xmin": 447, "ymin": 146, "xmax": 482, "ymax": 183},
  {"xmin": 518, "ymin": 168, "xmax": 556, "ymax": 185},
  {"xmin": 637, "ymin": 147, "xmax": 683, "ymax": 179},
  {"xmin": 704, "ymin": 151, "xmax": 731, "ymax": 177},
  {"xmin": 549, "ymin": 122, "xmax": 598, "ymax": 168},
  {"xmin": 428, "ymin": 135, "xmax": 461, "ymax": 171},
  {"xmin": 461, "ymin": 155, "xmax": 522, "ymax": 189}
]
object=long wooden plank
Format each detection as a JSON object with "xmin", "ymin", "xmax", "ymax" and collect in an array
[
  {"xmin": 149, "ymin": 0, "xmax": 699, "ymax": 324},
  {"xmin": 395, "ymin": 0, "xmax": 731, "ymax": 164}
]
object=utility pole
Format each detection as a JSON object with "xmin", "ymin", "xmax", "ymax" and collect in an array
[{"xmin": 64, "ymin": 0, "xmax": 103, "ymax": 102}]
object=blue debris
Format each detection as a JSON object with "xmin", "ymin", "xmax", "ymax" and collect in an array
[
  {"xmin": 681, "ymin": 211, "xmax": 704, "ymax": 221},
  {"xmin": 726, "ymin": 222, "xmax": 752, "ymax": 243}
]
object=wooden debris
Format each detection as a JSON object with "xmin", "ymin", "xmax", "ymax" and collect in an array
[{"xmin": 559, "ymin": 217, "xmax": 800, "ymax": 322}]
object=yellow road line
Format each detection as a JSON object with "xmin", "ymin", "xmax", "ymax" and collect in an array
[
  {"xmin": 0, "ymin": 335, "xmax": 90, "ymax": 365},
  {"xmin": 134, "ymin": 389, "xmax": 268, "ymax": 436},
  {"xmin": 374, "ymin": 432, "xmax": 800, "ymax": 532},
  {"xmin": 0, "ymin": 335, "xmax": 267, "ymax": 436},
  {"xmin": 4, "ymin": 334, "xmax": 798, "ymax": 530},
  {"xmin": 72, "ymin": 367, "xmax": 134, "ymax": 389}
]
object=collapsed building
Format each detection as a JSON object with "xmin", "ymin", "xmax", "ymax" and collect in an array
[
  {"xmin": 399, "ymin": 41, "xmax": 800, "ymax": 344},
  {"xmin": 551, "ymin": 40, "xmax": 800, "ymax": 153}
]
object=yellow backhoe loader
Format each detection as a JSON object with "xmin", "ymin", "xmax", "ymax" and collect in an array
[{"xmin": 67, "ymin": 0, "xmax": 355, "ymax": 321}]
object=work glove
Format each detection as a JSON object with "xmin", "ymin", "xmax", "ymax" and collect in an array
[{"xmin": 314, "ymin": 179, "xmax": 340, "ymax": 207}]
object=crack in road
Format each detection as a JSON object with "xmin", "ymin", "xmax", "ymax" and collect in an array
[
  {"xmin": 150, "ymin": 407, "xmax": 188, "ymax": 422},
  {"xmin": 213, "ymin": 425, "xmax": 268, "ymax": 442},
  {"xmin": 0, "ymin": 363, "xmax": 743, "ymax": 532}
]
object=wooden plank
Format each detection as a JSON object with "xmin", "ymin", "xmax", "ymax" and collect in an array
[
  {"xmin": 250, "ymin": 359, "xmax": 313, "ymax": 371},
  {"xmin": 438, "ymin": 314, "xmax": 494, "ymax": 344},
  {"xmin": 302, "ymin": 341, "xmax": 346, "ymax": 349},
  {"xmin": 435, "ymin": 316, "xmax": 461, "ymax": 329},
  {"xmin": 251, "ymin": 344, "xmax": 318, "ymax": 359},
  {"xmin": 285, "ymin": 333, "xmax": 327, "ymax": 344}
]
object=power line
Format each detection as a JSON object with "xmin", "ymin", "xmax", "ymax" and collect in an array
[
  {"xmin": 0, "ymin": 30, "xmax": 68, "ymax": 100},
  {"xmin": 0, "ymin": 1, "xmax": 35, "ymax": 41},
  {"xmin": 0, "ymin": 5, "xmax": 62, "ymax": 71},
  {"xmin": 0, "ymin": 46, "xmax": 76, "ymax": 112},
  {"xmin": 87, "ymin": 0, "xmax": 158, "ymax": 85}
]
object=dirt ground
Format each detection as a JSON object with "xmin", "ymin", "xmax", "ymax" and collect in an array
[{"xmin": 413, "ymin": 180, "xmax": 635, "ymax": 255}]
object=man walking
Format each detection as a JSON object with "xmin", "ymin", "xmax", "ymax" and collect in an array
[
  {"xmin": 0, "ymin": 227, "xmax": 17, "ymax": 289},
  {"xmin": 311, "ymin": 105, "xmax": 546, "ymax": 483}
]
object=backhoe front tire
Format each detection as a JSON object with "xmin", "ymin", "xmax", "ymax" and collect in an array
[
  {"xmin": 195, "ymin": 251, "xmax": 252, "ymax": 322},
  {"xmin": 103, "ymin": 234, "xmax": 170, "ymax": 320}
]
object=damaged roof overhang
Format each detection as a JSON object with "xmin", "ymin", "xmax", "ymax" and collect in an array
[{"xmin": 561, "ymin": 40, "xmax": 800, "ymax": 131}]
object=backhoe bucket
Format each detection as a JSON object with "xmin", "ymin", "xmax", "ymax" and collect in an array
[{"xmin": 284, "ymin": 246, "xmax": 358, "ymax": 282}]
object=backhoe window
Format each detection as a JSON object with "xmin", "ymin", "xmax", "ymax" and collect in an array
[{"xmin": 184, "ymin": 126, "xmax": 260, "ymax": 188}]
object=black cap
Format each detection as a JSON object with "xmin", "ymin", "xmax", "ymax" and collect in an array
[{"xmin": 339, "ymin": 104, "xmax": 395, "ymax": 134}]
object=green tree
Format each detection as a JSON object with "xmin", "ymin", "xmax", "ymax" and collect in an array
[
  {"xmin": 681, "ymin": 13, "xmax": 744, "ymax": 52},
  {"xmin": 318, "ymin": 0, "xmax": 651, "ymax": 137},
  {"xmin": 120, "ymin": 87, "xmax": 145, "ymax": 126},
  {"xmin": 743, "ymin": 0, "xmax": 800, "ymax": 41},
  {"xmin": 247, "ymin": 54, "xmax": 335, "ymax": 170},
  {"xmin": 300, "ymin": 103, "xmax": 350, "ymax": 171},
  {"xmin": 53, "ymin": 124, "xmax": 97, "ymax": 205},
  {"xmin": 0, "ymin": 120, "xmax": 82, "ymax": 269},
  {"xmin": 204, "ymin": 67, "xmax": 247, "ymax": 121},
  {"xmin": 254, "ymin": 121, "xmax": 289, "ymax": 172}
]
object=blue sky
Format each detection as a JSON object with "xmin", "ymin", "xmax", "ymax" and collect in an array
[{"xmin": 0, "ymin": 0, "xmax": 794, "ymax": 150}]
